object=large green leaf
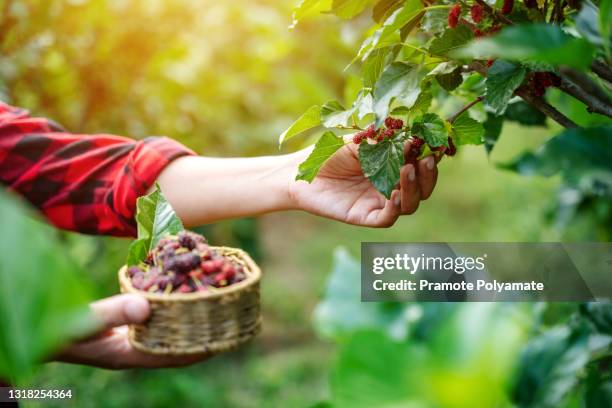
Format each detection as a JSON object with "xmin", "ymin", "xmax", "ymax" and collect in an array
[
  {"xmin": 504, "ymin": 101, "xmax": 547, "ymax": 126},
  {"xmin": 0, "ymin": 190, "xmax": 95, "ymax": 382},
  {"xmin": 313, "ymin": 248, "xmax": 408, "ymax": 341},
  {"xmin": 485, "ymin": 60, "xmax": 526, "ymax": 115},
  {"xmin": 483, "ymin": 112, "xmax": 504, "ymax": 155},
  {"xmin": 511, "ymin": 326, "xmax": 593, "ymax": 408},
  {"xmin": 290, "ymin": 0, "xmax": 333, "ymax": 27},
  {"xmin": 127, "ymin": 184, "xmax": 184, "ymax": 265},
  {"xmin": 373, "ymin": 62, "xmax": 422, "ymax": 124},
  {"xmin": 502, "ymin": 126, "xmax": 612, "ymax": 197},
  {"xmin": 452, "ymin": 112, "xmax": 485, "ymax": 146},
  {"xmin": 421, "ymin": 8, "xmax": 448, "ymax": 35},
  {"xmin": 412, "ymin": 112, "xmax": 449, "ymax": 147},
  {"xmin": 331, "ymin": 0, "xmax": 369, "ymax": 19},
  {"xmin": 429, "ymin": 25, "xmax": 474, "ymax": 57},
  {"xmin": 320, "ymin": 100, "xmax": 355, "ymax": 128},
  {"xmin": 454, "ymin": 23, "xmax": 597, "ymax": 69},
  {"xmin": 359, "ymin": 136, "xmax": 405, "ymax": 198},
  {"xmin": 372, "ymin": 0, "xmax": 403, "ymax": 23},
  {"xmin": 279, "ymin": 105, "xmax": 321, "ymax": 145},
  {"xmin": 357, "ymin": 0, "xmax": 423, "ymax": 59},
  {"xmin": 361, "ymin": 48, "xmax": 389, "ymax": 88},
  {"xmin": 297, "ymin": 131, "xmax": 345, "ymax": 182},
  {"xmin": 580, "ymin": 302, "xmax": 612, "ymax": 334}
]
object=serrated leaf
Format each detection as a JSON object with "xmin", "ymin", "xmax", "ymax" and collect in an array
[
  {"xmin": 453, "ymin": 23, "xmax": 597, "ymax": 69},
  {"xmin": 436, "ymin": 67, "xmax": 463, "ymax": 91},
  {"xmin": 502, "ymin": 126, "xmax": 612, "ymax": 197},
  {"xmin": 373, "ymin": 62, "xmax": 422, "ymax": 124},
  {"xmin": 452, "ymin": 113, "xmax": 484, "ymax": 145},
  {"xmin": 332, "ymin": 0, "xmax": 369, "ymax": 19},
  {"xmin": 127, "ymin": 184, "xmax": 184, "ymax": 265},
  {"xmin": 505, "ymin": 101, "xmax": 547, "ymax": 126},
  {"xmin": 421, "ymin": 8, "xmax": 448, "ymax": 35},
  {"xmin": 297, "ymin": 131, "xmax": 345, "ymax": 182},
  {"xmin": 409, "ymin": 87, "xmax": 433, "ymax": 116},
  {"xmin": 372, "ymin": 0, "xmax": 404, "ymax": 23},
  {"xmin": 429, "ymin": 26, "xmax": 474, "ymax": 57},
  {"xmin": 321, "ymin": 100, "xmax": 355, "ymax": 128},
  {"xmin": 356, "ymin": 92, "xmax": 375, "ymax": 119},
  {"xmin": 483, "ymin": 112, "xmax": 504, "ymax": 155},
  {"xmin": 362, "ymin": 48, "xmax": 390, "ymax": 88},
  {"xmin": 413, "ymin": 113, "xmax": 449, "ymax": 147},
  {"xmin": 359, "ymin": 137, "xmax": 405, "ymax": 198},
  {"xmin": 485, "ymin": 60, "xmax": 526, "ymax": 115},
  {"xmin": 357, "ymin": 0, "xmax": 423, "ymax": 59},
  {"xmin": 290, "ymin": 0, "xmax": 332, "ymax": 28},
  {"xmin": 279, "ymin": 105, "xmax": 321, "ymax": 145}
]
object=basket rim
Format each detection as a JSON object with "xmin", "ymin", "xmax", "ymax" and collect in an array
[{"xmin": 118, "ymin": 246, "xmax": 261, "ymax": 302}]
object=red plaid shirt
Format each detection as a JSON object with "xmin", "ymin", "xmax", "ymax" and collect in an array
[{"xmin": 0, "ymin": 102, "xmax": 194, "ymax": 237}]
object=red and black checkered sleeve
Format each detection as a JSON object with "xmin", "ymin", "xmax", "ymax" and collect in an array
[{"xmin": 0, "ymin": 102, "xmax": 195, "ymax": 237}]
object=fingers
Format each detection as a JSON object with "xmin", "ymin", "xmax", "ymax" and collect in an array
[
  {"xmin": 90, "ymin": 294, "xmax": 150, "ymax": 331},
  {"xmin": 374, "ymin": 190, "xmax": 401, "ymax": 227},
  {"xmin": 418, "ymin": 156, "xmax": 438, "ymax": 200},
  {"xmin": 399, "ymin": 163, "xmax": 420, "ymax": 214}
]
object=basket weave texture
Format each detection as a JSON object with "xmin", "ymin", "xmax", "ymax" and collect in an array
[{"xmin": 118, "ymin": 246, "xmax": 261, "ymax": 355}]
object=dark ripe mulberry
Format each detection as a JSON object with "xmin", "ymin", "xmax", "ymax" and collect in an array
[
  {"xmin": 470, "ymin": 5, "xmax": 483, "ymax": 23},
  {"xmin": 406, "ymin": 137, "xmax": 425, "ymax": 164},
  {"xmin": 448, "ymin": 4, "xmax": 461, "ymax": 28},
  {"xmin": 472, "ymin": 28, "xmax": 484, "ymax": 37},
  {"xmin": 384, "ymin": 117, "xmax": 404, "ymax": 130},
  {"xmin": 524, "ymin": 0, "xmax": 538, "ymax": 8},
  {"xmin": 164, "ymin": 252, "xmax": 201, "ymax": 273},
  {"xmin": 352, "ymin": 132, "xmax": 365, "ymax": 144},
  {"xmin": 501, "ymin": 0, "xmax": 514, "ymax": 14}
]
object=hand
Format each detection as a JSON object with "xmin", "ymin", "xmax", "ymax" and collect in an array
[
  {"xmin": 55, "ymin": 294, "xmax": 210, "ymax": 369},
  {"xmin": 288, "ymin": 139, "xmax": 439, "ymax": 227}
]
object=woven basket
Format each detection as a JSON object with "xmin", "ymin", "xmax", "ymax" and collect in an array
[{"xmin": 118, "ymin": 246, "xmax": 261, "ymax": 355}]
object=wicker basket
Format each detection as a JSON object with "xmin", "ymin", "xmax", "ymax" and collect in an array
[{"xmin": 118, "ymin": 246, "xmax": 261, "ymax": 355}]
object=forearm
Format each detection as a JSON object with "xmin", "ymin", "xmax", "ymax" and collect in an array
[{"xmin": 156, "ymin": 153, "xmax": 301, "ymax": 227}]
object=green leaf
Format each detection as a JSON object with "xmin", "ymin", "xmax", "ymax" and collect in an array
[
  {"xmin": 505, "ymin": 101, "xmax": 547, "ymax": 127},
  {"xmin": 502, "ymin": 126, "xmax": 612, "ymax": 197},
  {"xmin": 331, "ymin": 330, "xmax": 421, "ymax": 407},
  {"xmin": 409, "ymin": 86, "xmax": 433, "ymax": 116},
  {"xmin": 421, "ymin": 8, "xmax": 448, "ymax": 35},
  {"xmin": 485, "ymin": 60, "xmax": 526, "ymax": 115},
  {"xmin": 413, "ymin": 113, "xmax": 449, "ymax": 147},
  {"xmin": 332, "ymin": 0, "xmax": 369, "ymax": 19},
  {"xmin": 313, "ymin": 248, "xmax": 408, "ymax": 340},
  {"xmin": 483, "ymin": 112, "xmax": 504, "ymax": 155},
  {"xmin": 580, "ymin": 302, "xmax": 612, "ymax": 334},
  {"xmin": 0, "ymin": 190, "xmax": 95, "ymax": 382},
  {"xmin": 127, "ymin": 184, "xmax": 184, "ymax": 265},
  {"xmin": 511, "ymin": 326, "xmax": 592, "ymax": 408},
  {"xmin": 361, "ymin": 48, "xmax": 389, "ymax": 88},
  {"xmin": 289, "ymin": 0, "xmax": 332, "ymax": 28},
  {"xmin": 359, "ymin": 136, "xmax": 404, "ymax": 198},
  {"xmin": 278, "ymin": 105, "xmax": 321, "ymax": 145},
  {"xmin": 321, "ymin": 100, "xmax": 354, "ymax": 128},
  {"xmin": 435, "ymin": 67, "xmax": 463, "ymax": 92},
  {"xmin": 429, "ymin": 25, "xmax": 474, "ymax": 57},
  {"xmin": 454, "ymin": 23, "xmax": 597, "ymax": 69},
  {"xmin": 373, "ymin": 62, "xmax": 422, "ymax": 124},
  {"xmin": 357, "ymin": 0, "xmax": 423, "ymax": 59},
  {"xmin": 452, "ymin": 112, "xmax": 484, "ymax": 146},
  {"xmin": 372, "ymin": 0, "xmax": 403, "ymax": 23},
  {"xmin": 297, "ymin": 131, "xmax": 345, "ymax": 182}
]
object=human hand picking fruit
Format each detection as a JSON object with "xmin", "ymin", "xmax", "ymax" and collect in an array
[{"xmin": 287, "ymin": 117, "xmax": 440, "ymax": 228}]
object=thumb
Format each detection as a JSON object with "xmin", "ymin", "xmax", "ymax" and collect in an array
[{"xmin": 90, "ymin": 294, "xmax": 150, "ymax": 330}]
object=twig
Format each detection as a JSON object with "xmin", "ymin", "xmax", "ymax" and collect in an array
[
  {"xmin": 467, "ymin": 61, "xmax": 578, "ymax": 128},
  {"xmin": 515, "ymin": 87, "xmax": 578, "ymax": 127},
  {"xmin": 591, "ymin": 60, "xmax": 612, "ymax": 83},
  {"xmin": 448, "ymin": 96, "xmax": 484, "ymax": 123},
  {"xmin": 557, "ymin": 68, "xmax": 612, "ymax": 118},
  {"xmin": 473, "ymin": 0, "xmax": 514, "ymax": 25}
]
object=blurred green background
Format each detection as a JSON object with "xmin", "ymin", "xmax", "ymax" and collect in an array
[{"xmin": 0, "ymin": 0, "xmax": 607, "ymax": 407}]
